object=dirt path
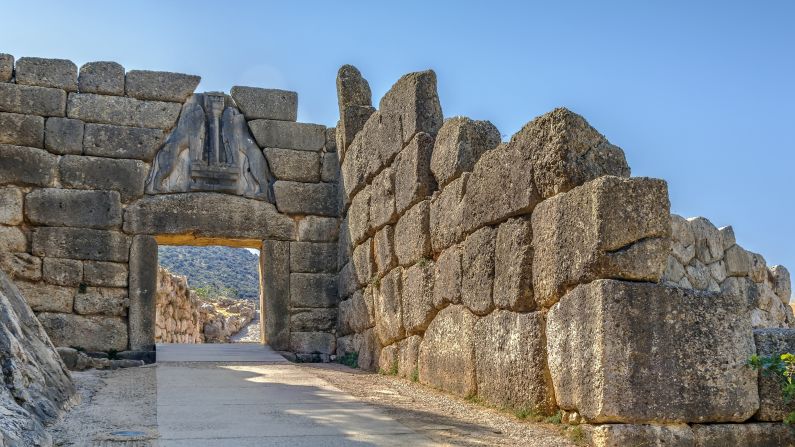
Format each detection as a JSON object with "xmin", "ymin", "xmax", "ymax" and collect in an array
[{"xmin": 229, "ymin": 310, "xmax": 260, "ymax": 343}]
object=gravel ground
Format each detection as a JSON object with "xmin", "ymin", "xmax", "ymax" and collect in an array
[
  {"xmin": 229, "ymin": 310, "xmax": 261, "ymax": 343},
  {"xmin": 302, "ymin": 362, "xmax": 583, "ymax": 447}
]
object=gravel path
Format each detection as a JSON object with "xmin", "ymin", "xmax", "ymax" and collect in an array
[{"xmin": 229, "ymin": 310, "xmax": 260, "ymax": 343}]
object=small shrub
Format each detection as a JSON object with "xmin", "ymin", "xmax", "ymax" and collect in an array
[
  {"xmin": 388, "ymin": 360, "xmax": 399, "ymax": 376},
  {"xmin": 410, "ymin": 367, "xmax": 419, "ymax": 382},
  {"xmin": 465, "ymin": 394, "xmax": 484, "ymax": 405},
  {"xmin": 338, "ymin": 351, "xmax": 359, "ymax": 369},
  {"xmin": 567, "ymin": 425, "xmax": 586, "ymax": 445},
  {"xmin": 545, "ymin": 410, "xmax": 562, "ymax": 424},
  {"xmin": 748, "ymin": 353, "xmax": 795, "ymax": 424}
]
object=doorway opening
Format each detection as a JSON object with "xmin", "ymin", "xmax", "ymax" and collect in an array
[{"xmin": 155, "ymin": 244, "xmax": 263, "ymax": 344}]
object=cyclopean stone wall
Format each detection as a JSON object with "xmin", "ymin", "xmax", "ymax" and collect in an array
[
  {"xmin": 0, "ymin": 54, "xmax": 340, "ymax": 355},
  {"xmin": 333, "ymin": 65, "xmax": 795, "ymax": 444}
]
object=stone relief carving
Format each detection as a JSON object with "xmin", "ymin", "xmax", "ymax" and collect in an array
[{"xmin": 145, "ymin": 92, "xmax": 275, "ymax": 202}]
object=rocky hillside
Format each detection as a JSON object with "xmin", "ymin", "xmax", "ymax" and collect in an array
[{"xmin": 158, "ymin": 245, "xmax": 260, "ymax": 300}]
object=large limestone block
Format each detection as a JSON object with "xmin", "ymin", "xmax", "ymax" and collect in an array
[
  {"xmin": 351, "ymin": 239, "xmax": 374, "ymax": 286},
  {"xmin": 378, "ymin": 70, "xmax": 443, "ymax": 144},
  {"xmin": 691, "ymin": 423, "xmax": 795, "ymax": 447},
  {"xmin": 369, "ymin": 167, "xmax": 397, "ymax": 229},
  {"xmin": 671, "ymin": 214, "xmax": 696, "ymax": 265},
  {"xmin": 128, "ymin": 235, "xmax": 157, "ymax": 350},
  {"xmin": 297, "ymin": 215, "xmax": 339, "ymax": 242},
  {"xmin": 373, "ymin": 225, "xmax": 397, "ymax": 277},
  {"xmin": 430, "ymin": 173, "xmax": 468, "ymax": 252},
  {"xmin": 78, "ymin": 61, "xmax": 125, "ymax": 95},
  {"xmin": 374, "ymin": 267, "xmax": 404, "ymax": 345},
  {"xmin": 336, "ymin": 65, "xmax": 372, "ymax": 113},
  {"xmin": 123, "ymin": 193, "xmax": 294, "ymax": 241},
  {"xmin": 26, "ymin": 188, "xmax": 123, "ymax": 229},
  {"xmin": 348, "ymin": 186, "xmax": 371, "ymax": 245},
  {"xmin": 0, "ymin": 252, "xmax": 42, "ymax": 281},
  {"xmin": 546, "ymin": 280, "xmax": 758, "ymax": 423},
  {"xmin": 83, "ymin": 123, "xmax": 165, "ymax": 160},
  {"xmin": 401, "ymin": 261, "xmax": 435, "ymax": 334},
  {"xmin": 461, "ymin": 226, "xmax": 496, "ymax": 316},
  {"xmin": 770, "ymin": 265, "xmax": 791, "ymax": 304},
  {"xmin": 0, "ymin": 226, "xmax": 27, "ymax": 252},
  {"xmin": 532, "ymin": 176, "xmax": 671, "ymax": 308},
  {"xmin": 475, "ymin": 310, "xmax": 554, "ymax": 412},
  {"xmin": 290, "ymin": 332, "xmax": 335, "ymax": 355},
  {"xmin": 0, "ymin": 270, "xmax": 76, "ymax": 444},
  {"xmin": 273, "ymin": 181, "xmax": 337, "ymax": 217},
  {"xmin": 291, "ymin": 308, "xmax": 337, "ymax": 332},
  {"xmin": 44, "ymin": 116, "xmax": 83, "ymax": 154},
  {"xmin": 321, "ymin": 151, "xmax": 339, "ymax": 182},
  {"xmin": 337, "ymin": 262, "xmax": 358, "ymax": 300},
  {"xmin": 394, "ymin": 200, "xmax": 431, "ymax": 267},
  {"xmin": 0, "ymin": 53, "xmax": 12, "ymax": 82},
  {"xmin": 124, "ymin": 70, "xmax": 200, "ymax": 102},
  {"xmin": 0, "ymin": 186, "xmax": 23, "ymax": 225},
  {"xmin": 249, "ymin": 119, "xmax": 325, "ymax": 151},
  {"xmin": 36, "ymin": 312, "xmax": 128, "ymax": 351},
  {"xmin": 0, "ymin": 144, "xmax": 58, "ymax": 187},
  {"xmin": 42, "ymin": 257, "xmax": 83, "ymax": 287},
  {"xmin": 15, "ymin": 57, "xmax": 77, "ymax": 91},
  {"xmin": 396, "ymin": 335, "xmax": 422, "ymax": 379},
  {"xmin": 261, "ymin": 240, "xmax": 290, "ymax": 350},
  {"xmin": 418, "ymin": 304, "xmax": 477, "ymax": 397},
  {"xmin": 0, "ymin": 111, "xmax": 44, "ymax": 147},
  {"xmin": 585, "ymin": 424, "xmax": 694, "ymax": 447},
  {"xmin": 462, "ymin": 143, "xmax": 541, "ymax": 233},
  {"xmin": 32, "ymin": 227, "xmax": 130, "ymax": 262},
  {"xmin": 289, "ymin": 273, "xmax": 337, "ymax": 308},
  {"xmin": 393, "ymin": 132, "xmax": 435, "ymax": 214},
  {"xmin": 83, "ymin": 261, "xmax": 128, "ymax": 287},
  {"xmin": 265, "ymin": 148, "xmax": 320, "ymax": 182},
  {"xmin": 513, "ymin": 107, "xmax": 630, "ymax": 199},
  {"xmin": 430, "ymin": 117, "xmax": 500, "ymax": 188},
  {"xmin": 357, "ymin": 328, "xmax": 381, "ymax": 371},
  {"xmin": 66, "ymin": 93, "xmax": 181, "ymax": 129},
  {"xmin": 290, "ymin": 242, "xmax": 337, "ymax": 273},
  {"xmin": 337, "ymin": 216, "xmax": 352, "ymax": 269},
  {"xmin": 230, "ymin": 86, "xmax": 297, "ymax": 121},
  {"xmin": 689, "ymin": 217, "xmax": 725, "ymax": 264},
  {"xmin": 59, "ymin": 155, "xmax": 148, "ymax": 202},
  {"xmin": 752, "ymin": 328, "xmax": 795, "ymax": 421},
  {"xmin": 337, "ymin": 288, "xmax": 375, "ymax": 335},
  {"xmin": 493, "ymin": 217, "xmax": 534, "ymax": 311},
  {"xmin": 73, "ymin": 286, "xmax": 128, "ymax": 316},
  {"xmin": 16, "ymin": 281, "xmax": 74, "ymax": 313},
  {"xmin": 433, "ymin": 244, "xmax": 462, "ymax": 308},
  {"xmin": 0, "ymin": 82, "xmax": 66, "ymax": 116},
  {"xmin": 337, "ymin": 104, "xmax": 375, "ymax": 159}
]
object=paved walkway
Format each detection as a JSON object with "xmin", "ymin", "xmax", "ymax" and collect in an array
[{"xmin": 155, "ymin": 344, "xmax": 437, "ymax": 446}]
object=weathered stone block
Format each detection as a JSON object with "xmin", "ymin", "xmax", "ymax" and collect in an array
[
  {"xmin": 32, "ymin": 227, "xmax": 130, "ymax": 262},
  {"xmin": 264, "ymin": 148, "xmax": 320, "ymax": 182},
  {"xmin": 493, "ymin": 217, "xmax": 534, "ymax": 311},
  {"xmin": 461, "ymin": 226, "xmax": 496, "ymax": 316},
  {"xmin": 290, "ymin": 332, "xmax": 335, "ymax": 355},
  {"xmin": 337, "ymin": 216, "xmax": 352, "ymax": 269},
  {"xmin": 273, "ymin": 181, "xmax": 337, "ymax": 216},
  {"xmin": 532, "ymin": 176, "xmax": 671, "ymax": 308},
  {"xmin": 59, "ymin": 155, "xmax": 148, "ymax": 202},
  {"xmin": 0, "ymin": 252, "xmax": 41, "ymax": 281},
  {"xmin": 418, "ymin": 304, "xmax": 477, "ymax": 397},
  {"xmin": 348, "ymin": 186, "xmax": 371, "ymax": 245},
  {"xmin": 337, "ymin": 65, "xmax": 372, "ymax": 112},
  {"xmin": 123, "ymin": 193, "xmax": 294, "ymax": 241},
  {"xmin": 430, "ymin": 173, "xmax": 468, "ymax": 253},
  {"xmin": 297, "ymin": 216, "xmax": 338, "ymax": 242},
  {"xmin": 395, "ymin": 335, "xmax": 422, "ymax": 379},
  {"xmin": 44, "ymin": 117, "xmax": 83, "ymax": 154},
  {"xmin": 290, "ymin": 273, "xmax": 337, "ymax": 308},
  {"xmin": 321, "ymin": 152, "xmax": 339, "ymax": 182},
  {"xmin": 36, "ymin": 312, "xmax": 128, "ymax": 351},
  {"xmin": 26, "ymin": 188, "xmax": 122, "ymax": 229},
  {"xmin": 689, "ymin": 217, "xmax": 724, "ymax": 264},
  {"xmin": 338, "ymin": 288, "xmax": 375, "ymax": 335},
  {"xmin": 462, "ymin": 143, "xmax": 541, "ymax": 233},
  {"xmin": 124, "ymin": 70, "xmax": 200, "ymax": 102},
  {"xmin": 83, "ymin": 261, "xmax": 128, "ymax": 287},
  {"xmin": 401, "ymin": 261, "xmax": 435, "ymax": 334},
  {"xmin": 725, "ymin": 244, "xmax": 751, "ymax": 277},
  {"xmin": 671, "ymin": 214, "xmax": 696, "ymax": 265},
  {"xmin": 351, "ymin": 239, "xmax": 374, "ymax": 286},
  {"xmin": 546, "ymin": 280, "xmax": 758, "ymax": 423},
  {"xmin": 394, "ymin": 200, "xmax": 431, "ymax": 267},
  {"xmin": 379, "ymin": 70, "xmax": 443, "ymax": 144},
  {"xmin": 691, "ymin": 423, "xmax": 795, "ymax": 447},
  {"xmin": 337, "ymin": 105, "xmax": 375, "ymax": 159},
  {"xmin": 374, "ymin": 267, "xmax": 404, "ymax": 345},
  {"xmin": 0, "ymin": 82, "xmax": 66, "ymax": 116},
  {"xmin": 0, "ymin": 112, "xmax": 44, "ymax": 147},
  {"xmin": 290, "ymin": 242, "xmax": 336, "ymax": 273},
  {"xmin": 42, "ymin": 258, "xmax": 83, "ymax": 287},
  {"xmin": 0, "ymin": 144, "xmax": 58, "ymax": 187},
  {"xmin": 249, "ymin": 119, "xmax": 325, "ymax": 151},
  {"xmin": 433, "ymin": 244, "xmax": 462, "ymax": 308},
  {"xmin": 337, "ymin": 262, "xmax": 358, "ymax": 299},
  {"xmin": 514, "ymin": 107, "xmax": 630, "ymax": 199},
  {"xmin": 15, "ymin": 57, "xmax": 77, "ymax": 91},
  {"xmin": 83, "ymin": 123, "xmax": 165, "ymax": 160},
  {"xmin": 770, "ymin": 265, "xmax": 791, "ymax": 304},
  {"xmin": 0, "ymin": 226, "xmax": 26, "ymax": 252},
  {"xmin": 393, "ymin": 132, "xmax": 435, "ymax": 214},
  {"xmin": 474, "ymin": 310, "xmax": 554, "ymax": 411},
  {"xmin": 0, "ymin": 186, "xmax": 23, "ymax": 225},
  {"xmin": 230, "ymin": 86, "xmax": 297, "ymax": 121},
  {"xmin": 128, "ymin": 235, "xmax": 156, "ymax": 350},
  {"xmin": 373, "ymin": 225, "xmax": 397, "ymax": 277},
  {"xmin": 16, "ymin": 281, "xmax": 74, "ymax": 313},
  {"xmin": 585, "ymin": 424, "xmax": 695, "ymax": 447},
  {"xmin": 753, "ymin": 328, "xmax": 795, "ymax": 421},
  {"xmin": 0, "ymin": 54, "xmax": 12, "ymax": 82},
  {"xmin": 78, "ymin": 61, "xmax": 125, "ymax": 95},
  {"xmin": 431, "ymin": 117, "xmax": 501, "ymax": 188},
  {"xmin": 261, "ymin": 240, "xmax": 289, "ymax": 350},
  {"xmin": 66, "ymin": 93, "xmax": 181, "ymax": 129},
  {"xmin": 291, "ymin": 308, "xmax": 336, "ymax": 332},
  {"xmin": 74, "ymin": 286, "xmax": 127, "ymax": 316},
  {"xmin": 369, "ymin": 167, "xmax": 397, "ymax": 229}
]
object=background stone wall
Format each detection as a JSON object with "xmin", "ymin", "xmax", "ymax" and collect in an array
[{"xmin": 155, "ymin": 267, "xmax": 203, "ymax": 343}]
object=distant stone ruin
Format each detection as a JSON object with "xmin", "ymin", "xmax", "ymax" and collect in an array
[{"xmin": 0, "ymin": 53, "xmax": 793, "ymax": 444}]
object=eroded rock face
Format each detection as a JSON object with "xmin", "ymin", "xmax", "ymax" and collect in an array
[{"xmin": 0, "ymin": 269, "xmax": 76, "ymax": 446}]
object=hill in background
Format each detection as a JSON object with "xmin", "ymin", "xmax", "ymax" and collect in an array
[{"xmin": 158, "ymin": 245, "xmax": 260, "ymax": 301}]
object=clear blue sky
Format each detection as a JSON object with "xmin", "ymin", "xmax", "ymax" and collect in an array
[{"xmin": 2, "ymin": 1, "xmax": 793, "ymax": 275}]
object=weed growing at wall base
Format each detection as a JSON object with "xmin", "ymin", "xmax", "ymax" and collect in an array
[{"xmin": 748, "ymin": 353, "xmax": 795, "ymax": 423}]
